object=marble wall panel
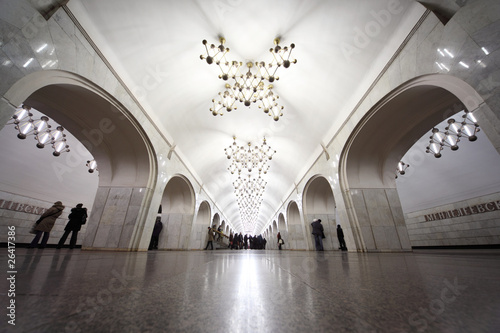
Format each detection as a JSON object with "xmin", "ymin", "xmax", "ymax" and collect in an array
[
  {"xmin": 359, "ymin": 226, "xmax": 376, "ymax": 250},
  {"xmin": 47, "ymin": 17, "xmax": 76, "ymax": 72},
  {"xmin": 350, "ymin": 190, "xmax": 370, "ymax": 227},
  {"xmin": 363, "ymin": 189, "xmax": 394, "ymax": 227},
  {"xmin": 92, "ymin": 224, "xmax": 111, "ymax": 248},
  {"xmin": 82, "ymin": 187, "xmax": 108, "ymax": 247},
  {"xmin": 101, "ymin": 188, "xmax": 132, "ymax": 225},
  {"xmin": 405, "ymin": 192, "xmax": 500, "ymax": 247}
]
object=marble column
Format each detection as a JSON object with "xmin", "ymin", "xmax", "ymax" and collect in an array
[
  {"xmin": 82, "ymin": 187, "xmax": 147, "ymax": 250},
  {"xmin": 349, "ymin": 188, "xmax": 411, "ymax": 252}
]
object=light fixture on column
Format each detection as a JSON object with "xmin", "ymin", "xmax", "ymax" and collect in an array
[
  {"xmin": 426, "ymin": 110, "xmax": 480, "ymax": 158},
  {"xmin": 201, "ymin": 37, "xmax": 296, "ymax": 121},
  {"xmin": 7, "ymin": 105, "xmax": 70, "ymax": 156},
  {"xmin": 395, "ymin": 161, "xmax": 409, "ymax": 179},
  {"xmin": 86, "ymin": 159, "xmax": 98, "ymax": 173}
]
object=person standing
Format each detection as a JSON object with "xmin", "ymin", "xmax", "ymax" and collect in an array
[
  {"xmin": 337, "ymin": 224, "xmax": 347, "ymax": 251},
  {"xmin": 205, "ymin": 226, "xmax": 214, "ymax": 250},
  {"xmin": 28, "ymin": 201, "xmax": 65, "ymax": 249},
  {"xmin": 148, "ymin": 216, "xmax": 163, "ymax": 250},
  {"xmin": 311, "ymin": 219, "xmax": 324, "ymax": 251},
  {"xmin": 56, "ymin": 203, "xmax": 87, "ymax": 249}
]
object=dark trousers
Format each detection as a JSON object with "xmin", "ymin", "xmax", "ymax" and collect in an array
[
  {"xmin": 338, "ymin": 237, "xmax": 347, "ymax": 250},
  {"xmin": 58, "ymin": 230, "xmax": 79, "ymax": 248},
  {"xmin": 30, "ymin": 231, "xmax": 50, "ymax": 248},
  {"xmin": 314, "ymin": 234, "xmax": 324, "ymax": 251},
  {"xmin": 205, "ymin": 241, "xmax": 213, "ymax": 250},
  {"xmin": 149, "ymin": 235, "xmax": 159, "ymax": 250}
]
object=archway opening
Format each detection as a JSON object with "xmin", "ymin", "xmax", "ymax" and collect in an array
[
  {"xmin": 303, "ymin": 176, "xmax": 337, "ymax": 250},
  {"xmin": 161, "ymin": 175, "xmax": 195, "ymax": 249},
  {"xmin": 1, "ymin": 80, "xmax": 154, "ymax": 250}
]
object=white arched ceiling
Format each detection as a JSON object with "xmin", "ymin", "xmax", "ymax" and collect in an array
[
  {"xmin": 0, "ymin": 105, "xmax": 98, "ymax": 208},
  {"xmin": 1, "ymin": 74, "xmax": 154, "ymax": 208},
  {"xmin": 303, "ymin": 176, "xmax": 336, "ymax": 216},
  {"xmin": 67, "ymin": 0, "xmax": 426, "ymax": 233},
  {"xmin": 345, "ymin": 85, "xmax": 464, "ymax": 189},
  {"xmin": 162, "ymin": 176, "xmax": 195, "ymax": 215},
  {"xmin": 24, "ymin": 84, "xmax": 152, "ymax": 187}
]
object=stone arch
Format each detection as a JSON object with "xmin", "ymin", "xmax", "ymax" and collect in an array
[
  {"xmin": 212, "ymin": 213, "xmax": 220, "ymax": 228},
  {"xmin": 189, "ymin": 200, "xmax": 211, "ymax": 249},
  {"xmin": 287, "ymin": 201, "xmax": 306, "ymax": 250},
  {"xmin": 303, "ymin": 175, "xmax": 337, "ymax": 251},
  {"xmin": 277, "ymin": 213, "xmax": 287, "ymax": 248},
  {"xmin": 160, "ymin": 175, "xmax": 195, "ymax": 249},
  {"xmin": 1, "ymin": 70, "xmax": 156, "ymax": 250},
  {"xmin": 340, "ymin": 73, "xmax": 500, "ymax": 252}
]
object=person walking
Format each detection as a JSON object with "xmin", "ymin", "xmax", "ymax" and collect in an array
[
  {"xmin": 311, "ymin": 219, "xmax": 324, "ymax": 251},
  {"xmin": 277, "ymin": 232, "xmax": 284, "ymax": 250},
  {"xmin": 28, "ymin": 201, "xmax": 65, "ymax": 249},
  {"xmin": 337, "ymin": 224, "xmax": 347, "ymax": 251},
  {"xmin": 205, "ymin": 226, "xmax": 215, "ymax": 250},
  {"xmin": 56, "ymin": 203, "xmax": 87, "ymax": 249},
  {"xmin": 148, "ymin": 216, "xmax": 163, "ymax": 250}
]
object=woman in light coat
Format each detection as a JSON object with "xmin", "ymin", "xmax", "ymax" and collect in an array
[{"xmin": 28, "ymin": 201, "xmax": 65, "ymax": 249}]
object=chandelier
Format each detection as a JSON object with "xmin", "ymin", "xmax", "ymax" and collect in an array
[
  {"xmin": 7, "ymin": 105, "xmax": 70, "ymax": 156},
  {"xmin": 201, "ymin": 37, "xmax": 296, "ymax": 121},
  {"xmin": 426, "ymin": 110, "xmax": 480, "ymax": 158},
  {"xmin": 225, "ymin": 136, "xmax": 275, "ymax": 233}
]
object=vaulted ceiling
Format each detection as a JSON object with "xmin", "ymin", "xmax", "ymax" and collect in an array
[{"xmin": 64, "ymin": 0, "xmax": 433, "ymax": 233}]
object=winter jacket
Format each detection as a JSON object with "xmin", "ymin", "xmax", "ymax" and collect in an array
[
  {"xmin": 64, "ymin": 207, "xmax": 88, "ymax": 232},
  {"xmin": 35, "ymin": 202, "xmax": 65, "ymax": 232}
]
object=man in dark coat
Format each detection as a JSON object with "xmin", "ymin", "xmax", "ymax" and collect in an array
[
  {"xmin": 148, "ymin": 216, "xmax": 163, "ymax": 250},
  {"xmin": 57, "ymin": 203, "xmax": 87, "ymax": 249},
  {"xmin": 337, "ymin": 224, "xmax": 347, "ymax": 251},
  {"xmin": 311, "ymin": 219, "xmax": 324, "ymax": 251},
  {"xmin": 29, "ymin": 201, "xmax": 65, "ymax": 249}
]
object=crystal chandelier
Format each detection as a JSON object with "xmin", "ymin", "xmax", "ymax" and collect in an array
[
  {"xmin": 426, "ymin": 110, "xmax": 480, "ymax": 158},
  {"xmin": 201, "ymin": 37, "xmax": 296, "ymax": 121},
  {"xmin": 225, "ymin": 136, "xmax": 275, "ymax": 233},
  {"xmin": 7, "ymin": 105, "xmax": 70, "ymax": 156}
]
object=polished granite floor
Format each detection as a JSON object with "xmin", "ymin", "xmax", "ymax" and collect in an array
[{"xmin": 1, "ymin": 248, "xmax": 500, "ymax": 333}]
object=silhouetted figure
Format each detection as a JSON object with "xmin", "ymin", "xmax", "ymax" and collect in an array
[
  {"xmin": 311, "ymin": 219, "xmax": 324, "ymax": 251},
  {"xmin": 337, "ymin": 224, "xmax": 347, "ymax": 251},
  {"xmin": 57, "ymin": 203, "xmax": 87, "ymax": 249},
  {"xmin": 28, "ymin": 201, "xmax": 65, "ymax": 249},
  {"xmin": 205, "ymin": 226, "xmax": 215, "ymax": 250},
  {"xmin": 148, "ymin": 216, "xmax": 163, "ymax": 250}
]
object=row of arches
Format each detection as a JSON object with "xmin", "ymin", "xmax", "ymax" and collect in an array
[{"xmin": 1, "ymin": 68, "xmax": 499, "ymax": 251}]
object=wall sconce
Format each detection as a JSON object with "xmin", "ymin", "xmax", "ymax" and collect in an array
[
  {"xmin": 395, "ymin": 161, "xmax": 409, "ymax": 179},
  {"xmin": 86, "ymin": 159, "xmax": 98, "ymax": 173},
  {"xmin": 426, "ymin": 110, "xmax": 479, "ymax": 158},
  {"xmin": 7, "ymin": 105, "xmax": 70, "ymax": 156}
]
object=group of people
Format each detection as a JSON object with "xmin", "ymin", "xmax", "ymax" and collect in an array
[
  {"xmin": 27, "ymin": 203, "xmax": 348, "ymax": 252},
  {"xmin": 226, "ymin": 232, "xmax": 267, "ymax": 250},
  {"xmin": 28, "ymin": 201, "xmax": 87, "ymax": 249},
  {"xmin": 311, "ymin": 218, "xmax": 347, "ymax": 251}
]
